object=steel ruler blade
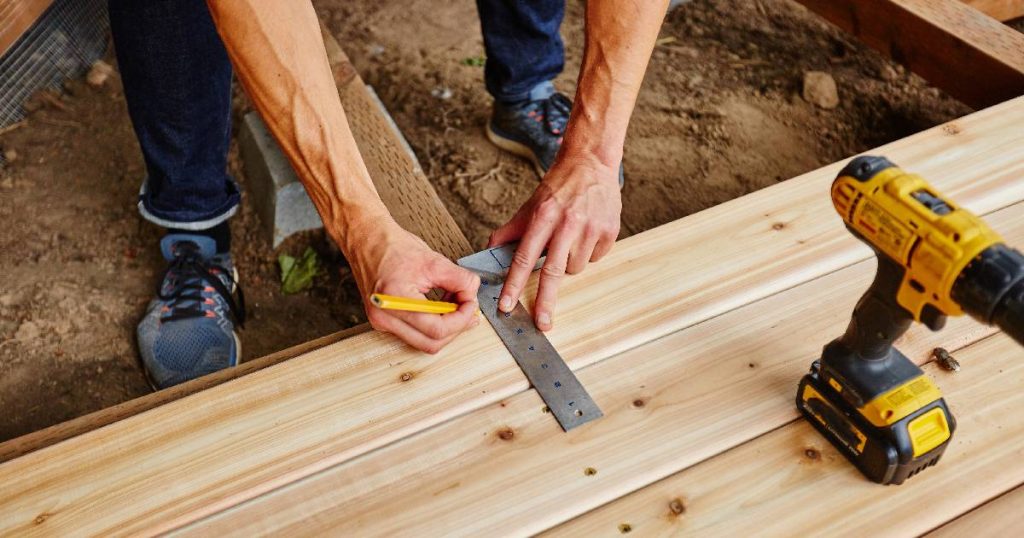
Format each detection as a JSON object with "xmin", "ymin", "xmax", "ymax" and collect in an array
[{"xmin": 458, "ymin": 244, "xmax": 603, "ymax": 431}]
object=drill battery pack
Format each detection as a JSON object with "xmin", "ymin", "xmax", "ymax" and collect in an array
[{"xmin": 797, "ymin": 359, "xmax": 956, "ymax": 485}]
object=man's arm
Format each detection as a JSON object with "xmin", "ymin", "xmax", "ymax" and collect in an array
[
  {"xmin": 205, "ymin": 0, "xmax": 480, "ymax": 353},
  {"xmin": 490, "ymin": 0, "xmax": 669, "ymax": 331}
]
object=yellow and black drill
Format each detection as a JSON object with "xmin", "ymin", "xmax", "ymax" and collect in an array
[{"xmin": 797, "ymin": 155, "xmax": 1024, "ymax": 485}]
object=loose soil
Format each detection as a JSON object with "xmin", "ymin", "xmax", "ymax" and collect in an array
[{"xmin": 0, "ymin": 0, "xmax": 972, "ymax": 442}]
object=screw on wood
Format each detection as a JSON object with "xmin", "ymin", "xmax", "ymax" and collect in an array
[{"xmin": 932, "ymin": 347, "xmax": 960, "ymax": 372}]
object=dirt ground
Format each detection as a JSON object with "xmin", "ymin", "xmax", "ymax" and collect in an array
[{"xmin": 0, "ymin": 0, "xmax": 971, "ymax": 442}]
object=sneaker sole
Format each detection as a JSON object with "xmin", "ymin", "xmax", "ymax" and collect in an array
[{"xmin": 485, "ymin": 122, "xmax": 547, "ymax": 179}]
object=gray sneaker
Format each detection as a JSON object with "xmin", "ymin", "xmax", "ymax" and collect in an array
[
  {"xmin": 486, "ymin": 91, "xmax": 625, "ymax": 188},
  {"xmin": 137, "ymin": 234, "xmax": 245, "ymax": 389}
]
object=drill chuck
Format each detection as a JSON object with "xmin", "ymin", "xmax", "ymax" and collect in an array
[{"xmin": 953, "ymin": 243, "xmax": 1024, "ymax": 346}]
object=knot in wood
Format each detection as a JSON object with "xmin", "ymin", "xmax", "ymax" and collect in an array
[
  {"xmin": 669, "ymin": 498, "xmax": 686, "ymax": 516},
  {"xmin": 618, "ymin": 523, "xmax": 633, "ymax": 533},
  {"xmin": 632, "ymin": 398, "xmax": 646, "ymax": 408},
  {"xmin": 399, "ymin": 371, "xmax": 414, "ymax": 382},
  {"xmin": 497, "ymin": 428, "xmax": 515, "ymax": 441},
  {"xmin": 804, "ymin": 447, "xmax": 820, "ymax": 460},
  {"xmin": 584, "ymin": 467, "xmax": 598, "ymax": 476}
]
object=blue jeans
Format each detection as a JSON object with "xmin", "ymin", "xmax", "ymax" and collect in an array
[{"xmin": 109, "ymin": 0, "xmax": 564, "ymax": 228}]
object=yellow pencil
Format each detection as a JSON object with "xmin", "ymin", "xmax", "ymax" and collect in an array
[{"xmin": 370, "ymin": 293, "xmax": 458, "ymax": 314}]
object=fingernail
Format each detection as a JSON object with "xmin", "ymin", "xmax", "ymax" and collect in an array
[
  {"xmin": 499, "ymin": 296, "xmax": 513, "ymax": 312},
  {"xmin": 537, "ymin": 313, "xmax": 551, "ymax": 327}
]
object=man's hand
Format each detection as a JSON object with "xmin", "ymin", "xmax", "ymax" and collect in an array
[
  {"xmin": 489, "ymin": 153, "xmax": 621, "ymax": 331},
  {"xmin": 348, "ymin": 219, "xmax": 481, "ymax": 353},
  {"xmin": 484, "ymin": 0, "xmax": 667, "ymax": 331}
]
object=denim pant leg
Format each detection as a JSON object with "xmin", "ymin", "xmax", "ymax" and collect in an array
[
  {"xmin": 108, "ymin": 0, "xmax": 239, "ymax": 230},
  {"xmin": 475, "ymin": 0, "xmax": 565, "ymax": 104}
]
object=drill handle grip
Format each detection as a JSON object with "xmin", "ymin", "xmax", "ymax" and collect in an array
[{"xmin": 839, "ymin": 255, "xmax": 917, "ymax": 359}]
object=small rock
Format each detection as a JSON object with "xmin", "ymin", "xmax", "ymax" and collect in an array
[
  {"xmin": 86, "ymin": 60, "xmax": 115, "ymax": 87},
  {"xmin": 15, "ymin": 320, "xmax": 41, "ymax": 343},
  {"xmin": 431, "ymin": 86, "xmax": 453, "ymax": 100},
  {"xmin": 878, "ymin": 63, "xmax": 899, "ymax": 82},
  {"xmin": 802, "ymin": 71, "xmax": 839, "ymax": 109},
  {"xmin": 3, "ymin": 148, "xmax": 17, "ymax": 163}
]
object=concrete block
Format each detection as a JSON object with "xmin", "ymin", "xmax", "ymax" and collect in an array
[{"xmin": 239, "ymin": 111, "xmax": 323, "ymax": 248}]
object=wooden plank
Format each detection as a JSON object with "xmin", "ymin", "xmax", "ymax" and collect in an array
[
  {"xmin": 0, "ymin": 24, "xmax": 469, "ymax": 463},
  {"xmin": 179, "ymin": 206, "xmax": 1024, "ymax": 537},
  {"xmin": 793, "ymin": 0, "xmax": 1024, "ymax": 109},
  {"xmin": 0, "ymin": 324, "xmax": 369, "ymax": 463},
  {"xmin": 961, "ymin": 0, "xmax": 1024, "ymax": 21},
  {"xmin": 0, "ymin": 99, "xmax": 1022, "ymax": 536},
  {"xmin": 0, "ymin": 0, "xmax": 53, "ymax": 57},
  {"xmin": 927, "ymin": 484, "xmax": 1024, "ymax": 536},
  {"xmin": 548, "ymin": 334, "xmax": 1024, "ymax": 537}
]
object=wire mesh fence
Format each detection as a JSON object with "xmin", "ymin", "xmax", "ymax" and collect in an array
[{"xmin": 0, "ymin": 0, "xmax": 108, "ymax": 128}]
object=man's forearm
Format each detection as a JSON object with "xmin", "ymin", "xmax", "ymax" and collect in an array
[
  {"xmin": 205, "ymin": 0, "xmax": 390, "ymax": 253},
  {"xmin": 563, "ymin": 0, "xmax": 669, "ymax": 169}
]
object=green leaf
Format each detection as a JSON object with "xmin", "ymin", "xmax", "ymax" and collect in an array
[
  {"xmin": 278, "ymin": 247, "xmax": 322, "ymax": 294},
  {"xmin": 460, "ymin": 56, "xmax": 485, "ymax": 67}
]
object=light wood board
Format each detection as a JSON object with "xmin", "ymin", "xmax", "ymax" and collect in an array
[
  {"xmin": 927, "ymin": 484, "xmax": 1024, "ymax": 536},
  {"xmin": 179, "ymin": 204, "xmax": 1024, "ymax": 537},
  {"xmin": 1, "ymin": 98, "xmax": 1022, "ymax": 536},
  {"xmin": 793, "ymin": 0, "xmax": 1024, "ymax": 109},
  {"xmin": 548, "ymin": 334, "xmax": 1024, "ymax": 537},
  {"xmin": 0, "ymin": 325, "xmax": 369, "ymax": 463},
  {"xmin": 961, "ymin": 0, "xmax": 1024, "ymax": 21}
]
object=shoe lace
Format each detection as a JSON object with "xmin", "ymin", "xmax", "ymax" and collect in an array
[
  {"xmin": 157, "ymin": 242, "xmax": 246, "ymax": 327},
  {"xmin": 531, "ymin": 93, "xmax": 572, "ymax": 137}
]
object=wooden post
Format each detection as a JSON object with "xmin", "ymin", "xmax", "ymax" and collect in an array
[{"xmin": 794, "ymin": 0, "xmax": 1024, "ymax": 109}]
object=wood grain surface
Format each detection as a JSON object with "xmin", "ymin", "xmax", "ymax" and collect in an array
[
  {"xmin": 183, "ymin": 204, "xmax": 1023, "ymax": 537},
  {"xmin": 0, "ymin": 98, "xmax": 1022, "ymax": 536},
  {"xmin": 548, "ymin": 334, "xmax": 1024, "ymax": 537}
]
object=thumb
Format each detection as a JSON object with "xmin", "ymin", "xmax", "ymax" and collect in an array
[{"xmin": 429, "ymin": 259, "xmax": 481, "ymax": 304}]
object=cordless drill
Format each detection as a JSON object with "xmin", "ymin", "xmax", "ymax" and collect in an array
[{"xmin": 797, "ymin": 155, "xmax": 1024, "ymax": 485}]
